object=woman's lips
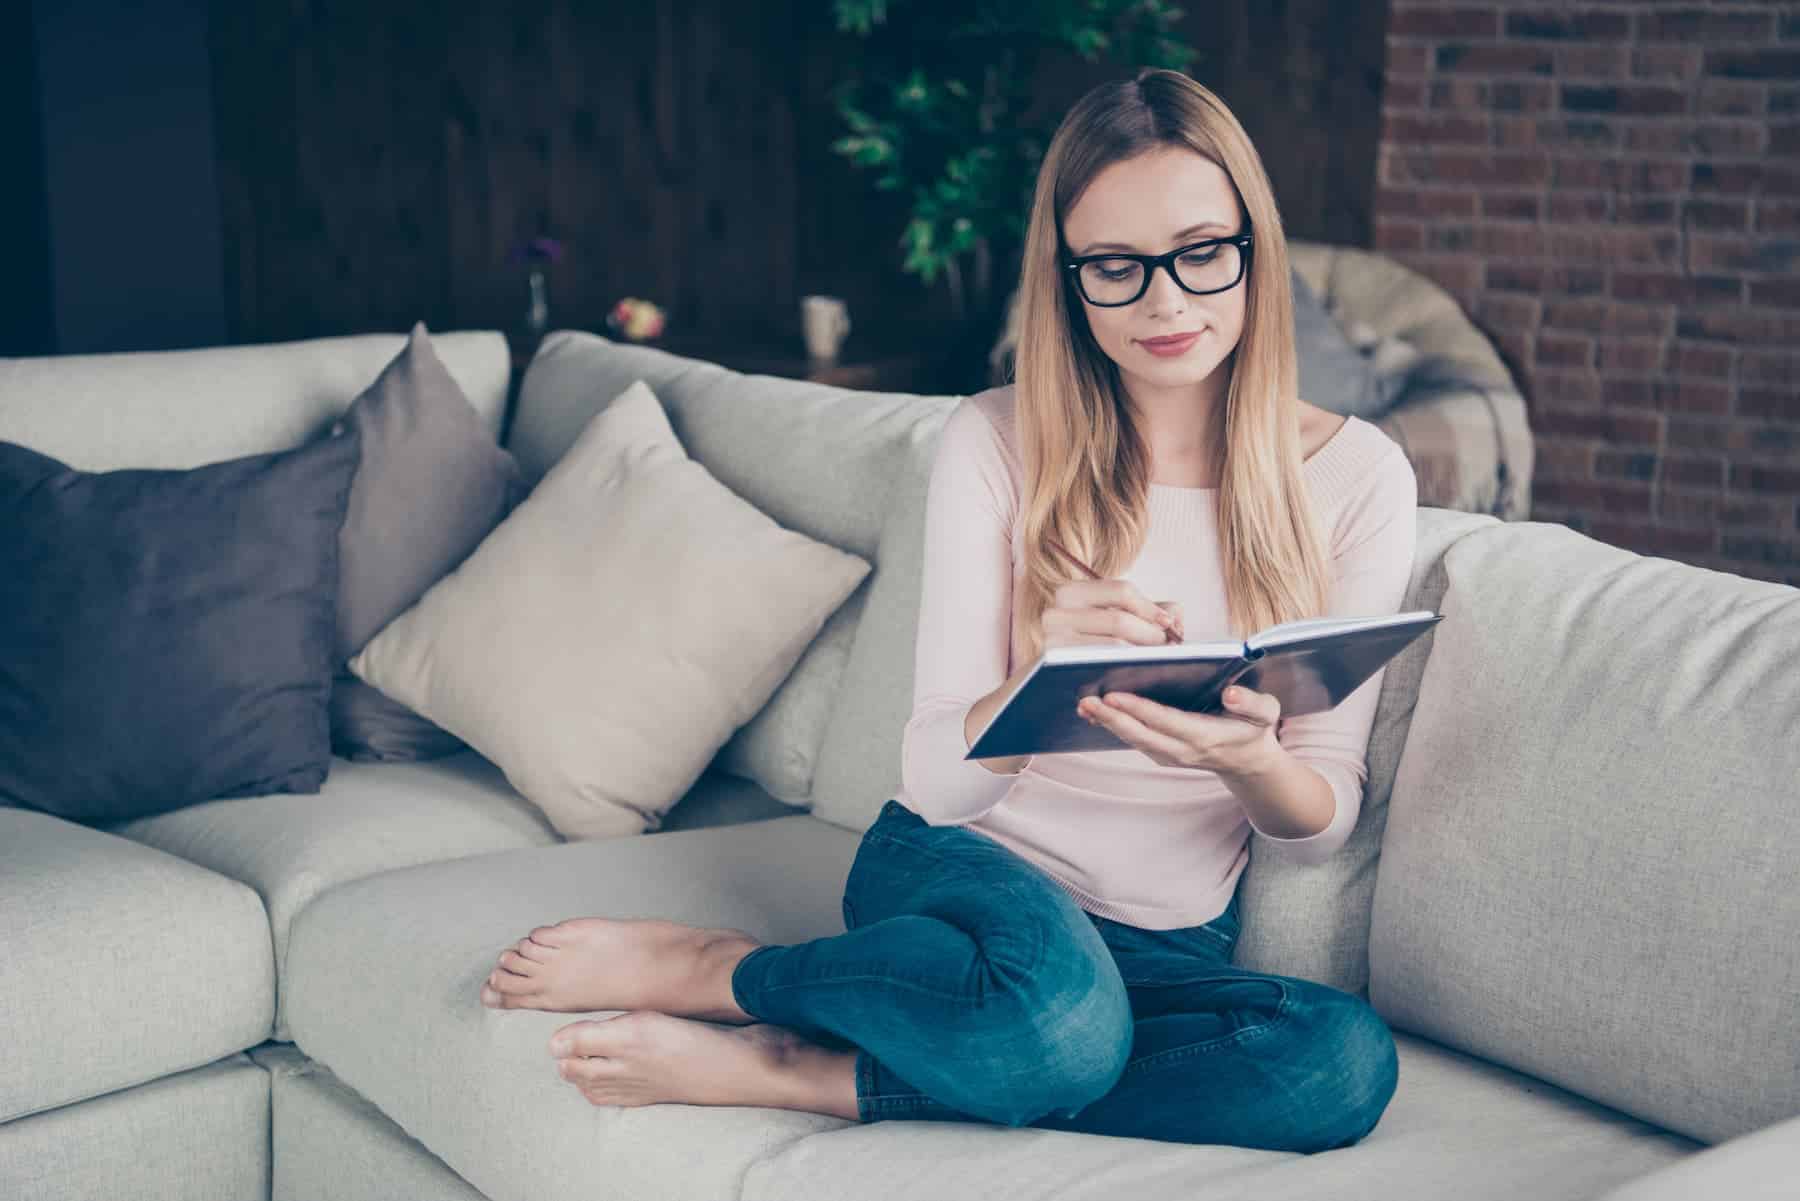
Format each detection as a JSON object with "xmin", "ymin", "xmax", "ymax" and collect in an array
[{"xmin": 1138, "ymin": 330, "xmax": 1202, "ymax": 356}]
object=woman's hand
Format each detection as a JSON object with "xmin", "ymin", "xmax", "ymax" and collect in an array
[
  {"xmin": 1038, "ymin": 578, "xmax": 1183, "ymax": 652},
  {"xmin": 1077, "ymin": 683, "xmax": 1282, "ymax": 777}
]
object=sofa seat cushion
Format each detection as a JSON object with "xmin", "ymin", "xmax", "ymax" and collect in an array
[
  {"xmin": 283, "ymin": 814, "xmax": 863, "ymax": 1201},
  {"xmin": 250, "ymin": 1044, "xmax": 489, "ymax": 1201},
  {"xmin": 106, "ymin": 751, "xmax": 561, "ymax": 1042},
  {"xmin": 738, "ymin": 1030, "xmax": 1700, "ymax": 1201},
  {"xmin": 0, "ymin": 1054, "xmax": 270, "ymax": 1201},
  {"xmin": 284, "ymin": 810, "xmax": 1700, "ymax": 1201},
  {"xmin": 0, "ymin": 811, "xmax": 273, "ymax": 1123}
]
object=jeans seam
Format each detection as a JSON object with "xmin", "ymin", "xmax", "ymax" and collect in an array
[{"xmin": 1117, "ymin": 980, "xmax": 1294, "ymax": 1078}]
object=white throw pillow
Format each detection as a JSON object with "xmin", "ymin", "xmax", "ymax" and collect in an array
[{"xmin": 348, "ymin": 379, "xmax": 871, "ymax": 839}]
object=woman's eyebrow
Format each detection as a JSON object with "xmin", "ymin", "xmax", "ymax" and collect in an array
[{"xmin": 1074, "ymin": 221, "xmax": 1232, "ymax": 255}]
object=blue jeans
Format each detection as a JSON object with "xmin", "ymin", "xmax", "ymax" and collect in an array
[{"xmin": 730, "ymin": 798, "xmax": 1398, "ymax": 1150}]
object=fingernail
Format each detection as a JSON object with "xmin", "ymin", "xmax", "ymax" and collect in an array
[{"xmin": 551, "ymin": 1037, "xmax": 570, "ymax": 1055}]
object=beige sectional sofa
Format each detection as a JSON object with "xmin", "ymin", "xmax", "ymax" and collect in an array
[{"xmin": 2, "ymin": 329, "xmax": 1794, "ymax": 1201}]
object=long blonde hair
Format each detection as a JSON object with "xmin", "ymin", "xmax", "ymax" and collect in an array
[{"xmin": 1010, "ymin": 67, "xmax": 1331, "ymax": 662}]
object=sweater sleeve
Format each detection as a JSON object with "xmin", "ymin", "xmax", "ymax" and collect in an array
[
  {"xmin": 1245, "ymin": 447, "xmax": 1419, "ymax": 864},
  {"xmin": 897, "ymin": 400, "xmax": 1024, "ymax": 826}
]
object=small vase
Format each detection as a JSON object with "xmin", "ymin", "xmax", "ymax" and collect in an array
[{"xmin": 525, "ymin": 268, "xmax": 549, "ymax": 340}]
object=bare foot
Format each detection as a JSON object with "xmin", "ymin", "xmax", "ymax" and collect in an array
[
  {"xmin": 480, "ymin": 916, "xmax": 763, "ymax": 1024},
  {"xmin": 547, "ymin": 1011, "xmax": 861, "ymax": 1120}
]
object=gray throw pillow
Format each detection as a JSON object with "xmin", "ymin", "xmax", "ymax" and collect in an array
[
  {"xmin": 0, "ymin": 426, "xmax": 360, "ymax": 823},
  {"xmin": 1292, "ymin": 270, "xmax": 1393, "ymax": 420},
  {"xmin": 330, "ymin": 322, "xmax": 526, "ymax": 762}
]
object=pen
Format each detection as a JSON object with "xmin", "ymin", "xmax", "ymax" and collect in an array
[{"xmin": 1045, "ymin": 534, "xmax": 1183, "ymax": 645}]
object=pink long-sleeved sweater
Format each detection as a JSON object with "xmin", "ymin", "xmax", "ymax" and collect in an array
[{"xmin": 896, "ymin": 383, "xmax": 1419, "ymax": 931}]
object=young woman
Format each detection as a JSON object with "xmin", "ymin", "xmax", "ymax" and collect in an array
[{"xmin": 480, "ymin": 68, "xmax": 1416, "ymax": 1152}]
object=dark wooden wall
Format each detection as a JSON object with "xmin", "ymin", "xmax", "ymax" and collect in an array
[{"xmin": 205, "ymin": 0, "xmax": 1390, "ymax": 364}]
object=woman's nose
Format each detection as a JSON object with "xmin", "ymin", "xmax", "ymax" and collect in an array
[{"xmin": 1141, "ymin": 262, "xmax": 1189, "ymax": 318}]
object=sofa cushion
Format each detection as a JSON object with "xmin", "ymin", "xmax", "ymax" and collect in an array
[
  {"xmin": 250, "ymin": 1044, "xmax": 488, "ymax": 1201},
  {"xmin": 0, "ymin": 810, "xmax": 273, "ymax": 1123},
  {"xmin": 281, "ymin": 809, "xmax": 1699, "ymax": 1201},
  {"xmin": 1593, "ymin": 1112, "xmax": 1800, "ymax": 1201},
  {"xmin": 0, "ymin": 1054, "xmax": 270, "ymax": 1201},
  {"xmin": 1232, "ymin": 505, "xmax": 1500, "ymax": 997},
  {"xmin": 331, "ymin": 322, "xmax": 525, "ymax": 764},
  {"xmin": 0, "ymin": 426, "xmax": 360, "ymax": 822},
  {"xmin": 807, "ymin": 412, "xmax": 949, "ymax": 835},
  {"xmin": 1369, "ymin": 520, "xmax": 1800, "ymax": 1146},
  {"xmin": 739, "ymin": 1030, "xmax": 1698, "ymax": 1201},
  {"xmin": 351, "ymin": 379, "xmax": 871, "ymax": 841},
  {"xmin": 107, "ymin": 750, "xmax": 559, "ymax": 1043},
  {"xmin": 0, "ymin": 329, "xmax": 509, "ymax": 472},
  {"xmin": 507, "ymin": 331, "xmax": 954, "ymax": 808},
  {"xmin": 283, "ymin": 814, "xmax": 863, "ymax": 1201}
]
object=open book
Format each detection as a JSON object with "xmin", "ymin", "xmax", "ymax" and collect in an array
[{"xmin": 964, "ymin": 610, "xmax": 1443, "ymax": 760}]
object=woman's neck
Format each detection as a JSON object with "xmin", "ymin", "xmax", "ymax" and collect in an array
[{"xmin": 1122, "ymin": 368, "xmax": 1228, "ymax": 485}]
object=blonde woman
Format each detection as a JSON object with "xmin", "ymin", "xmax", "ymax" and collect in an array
[{"xmin": 481, "ymin": 68, "xmax": 1415, "ymax": 1151}]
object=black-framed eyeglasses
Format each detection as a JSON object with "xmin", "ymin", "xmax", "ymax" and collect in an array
[{"xmin": 1063, "ymin": 231, "xmax": 1255, "ymax": 307}]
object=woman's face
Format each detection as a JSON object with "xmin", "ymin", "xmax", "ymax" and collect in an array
[{"xmin": 1060, "ymin": 147, "xmax": 1248, "ymax": 398}]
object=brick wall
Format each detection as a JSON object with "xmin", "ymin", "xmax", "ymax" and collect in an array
[{"xmin": 1375, "ymin": 2, "xmax": 1800, "ymax": 586}]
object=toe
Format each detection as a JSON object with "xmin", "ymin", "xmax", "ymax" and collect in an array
[
  {"xmin": 488, "ymin": 968, "xmax": 535, "ymax": 996},
  {"xmin": 530, "ymin": 924, "xmax": 567, "ymax": 945},
  {"xmin": 515, "ymin": 938, "xmax": 554, "ymax": 963},
  {"xmin": 499, "ymin": 949, "xmax": 537, "ymax": 975}
]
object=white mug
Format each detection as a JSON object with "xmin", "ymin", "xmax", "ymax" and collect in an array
[{"xmin": 801, "ymin": 294, "xmax": 851, "ymax": 362}]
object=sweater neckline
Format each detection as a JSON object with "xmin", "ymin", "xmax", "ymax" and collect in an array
[{"xmin": 1147, "ymin": 414, "xmax": 1361, "ymax": 498}]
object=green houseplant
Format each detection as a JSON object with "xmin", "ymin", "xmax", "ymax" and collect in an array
[{"xmin": 828, "ymin": 0, "xmax": 1198, "ymax": 338}]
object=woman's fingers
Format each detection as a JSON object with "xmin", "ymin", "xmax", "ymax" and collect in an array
[{"xmin": 1054, "ymin": 578, "xmax": 1178, "ymax": 635}]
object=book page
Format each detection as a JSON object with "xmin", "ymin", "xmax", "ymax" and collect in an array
[{"xmin": 1248, "ymin": 611, "xmax": 1436, "ymax": 650}]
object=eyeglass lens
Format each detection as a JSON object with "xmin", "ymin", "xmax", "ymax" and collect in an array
[{"xmin": 1076, "ymin": 242, "xmax": 1244, "ymax": 305}]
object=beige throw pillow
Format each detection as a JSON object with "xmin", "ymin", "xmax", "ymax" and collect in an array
[{"xmin": 348, "ymin": 379, "xmax": 871, "ymax": 839}]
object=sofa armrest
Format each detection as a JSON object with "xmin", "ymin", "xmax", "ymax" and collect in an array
[
  {"xmin": 1592, "ymin": 1111, "xmax": 1800, "ymax": 1201},
  {"xmin": 1374, "ymin": 364, "xmax": 1535, "ymax": 521}
]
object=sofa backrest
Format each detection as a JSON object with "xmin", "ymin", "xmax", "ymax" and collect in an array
[
  {"xmin": 505, "ymin": 331, "xmax": 956, "ymax": 810},
  {"xmin": 0, "ymin": 331, "xmax": 509, "ymax": 470},
  {"xmin": 1367, "ymin": 518, "xmax": 1800, "ymax": 1147}
]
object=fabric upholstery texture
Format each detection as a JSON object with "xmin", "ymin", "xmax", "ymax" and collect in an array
[
  {"xmin": 106, "ymin": 750, "xmax": 558, "ymax": 1042},
  {"xmin": 251, "ymin": 1044, "xmax": 488, "ymax": 1201},
  {"xmin": 281, "ymin": 812, "xmax": 1701, "ymax": 1201},
  {"xmin": 507, "ymin": 331, "xmax": 952, "ymax": 808},
  {"xmin": 330, "ymin": 321, "xmax": 525, "ymax": 763},
  {"xmin": 0, "ymin": 329, "xmax": 508, "ymax": 472},
  {"xmin": 352, "ymin": 379, "xmax": 871, "ymax": 840},
  {"xmin": 1369, "ymin": 519, "xmax": 1800, "ymax": 1146},
  {"xmin": 738, "ymin": 1031, "xmax": 1697, "ymax": 1201},
  {"xmin": 1290, "ymin": 268, "xmax": 1392, "ymax": 420},
  {"xmin": 0, "ymin": 810, "xmax": 272, "ymax": 1123},
  {"xmin": 284, "ymin": 815, "xmax": 861, "ymax": 1201},
  {"xmin": 0, "ymin": 427, "xmax": 359, "ymax": 821},
  {"xmin": 0, "ymin": 1056, "xmax": 269, "ymax": 1201},
  {"xmin": 1591, "ymin": 1112, "xmax": 1800, "ymax": 1201},
  {"xmin": 807, "ymin": 412, "xmax": 953, "ymax": 835}
]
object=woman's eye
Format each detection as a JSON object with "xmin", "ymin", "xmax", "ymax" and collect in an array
[
  {"xmin": 1180, "ymin": 251, "xmax": 1219, "ymax": 265},
  {"xmin": 1098, "ymin": 266, "xmax": 1133, "ymax": 280}
]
